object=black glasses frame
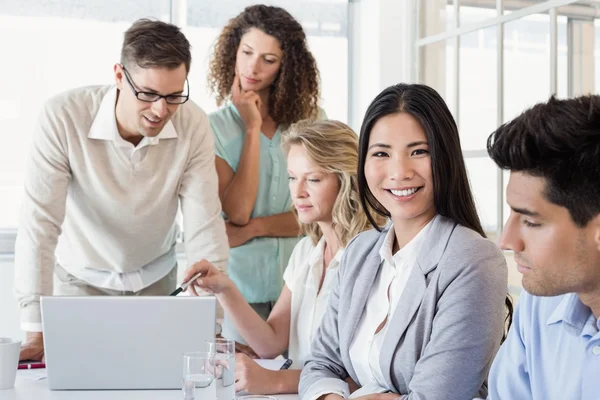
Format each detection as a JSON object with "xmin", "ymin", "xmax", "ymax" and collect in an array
[{"xmin": 121, "ymin": 65, "xmax": 190, "ymax": 104}]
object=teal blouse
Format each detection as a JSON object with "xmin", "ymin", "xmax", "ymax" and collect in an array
[{"xmin": 210, "ymin": 104, "xmax": 312, "ymax": 302}]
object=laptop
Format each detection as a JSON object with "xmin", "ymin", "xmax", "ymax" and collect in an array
[{"xmin": 41, "ymin": 296, "xmax": 216, "ymax": 390}]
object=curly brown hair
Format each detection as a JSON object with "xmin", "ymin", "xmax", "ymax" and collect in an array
[{"xmin": 208, "ymin": 4, "xmax": 321, "ymax": 127}]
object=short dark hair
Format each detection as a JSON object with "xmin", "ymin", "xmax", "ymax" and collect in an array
[
  {"xmin": 487, "ymin": 95, "xmax": 600, "ymax": 227},
  {"xmin": 121, "ymin": 18, "xmax": 192, "ymax": 73},
  {"xmin": 357, "ymin": 83, "xmax": 485, "ymax": 237}
]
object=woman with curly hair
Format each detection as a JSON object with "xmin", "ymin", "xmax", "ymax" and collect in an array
[
  {"xmin": 183, "ymin": 120, "xmax": 372, "ymax": 394},
  {"xmin": 207, "ymin": 4, "xmax": 325, "ymax": 344}
]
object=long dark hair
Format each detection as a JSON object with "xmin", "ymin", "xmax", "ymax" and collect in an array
[
  {"xmin": 358, "ymin": 83, "xmax": 513, "ymax": 339},
  {"xmin": 358, "ymin": 83, "xmax": 483, "ymax": 235}
]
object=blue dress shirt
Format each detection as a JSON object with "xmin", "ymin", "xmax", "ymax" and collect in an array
[{"xmin": 488, "ymin": 291, "xmax": 600, "ymax": 400}]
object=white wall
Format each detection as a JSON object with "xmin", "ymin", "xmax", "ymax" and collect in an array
[
  {"xmin": 1, "ymin": 259, "xmax": 23, "ymax": 341},
  {"xmin": 348, "ymin": 0, "xmax": 417, "ymax": 131}
]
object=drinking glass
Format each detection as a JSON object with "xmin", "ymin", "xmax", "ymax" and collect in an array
[
  {"xmin": 207, "ymin": 338, "xmax": 235, "ymax": 400},
  {"xmin": 182, "ymin": 351, "xmax": 216, "ymax": 400}
]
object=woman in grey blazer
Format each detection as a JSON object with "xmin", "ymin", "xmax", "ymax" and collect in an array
[{"xmin": 299, "ymin": 84, "xmax": 512, "ymax": 400}]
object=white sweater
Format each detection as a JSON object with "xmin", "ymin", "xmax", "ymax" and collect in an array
[{"xmin": 14, "ymin": 85, "xmax": 228, "ymax": 330}]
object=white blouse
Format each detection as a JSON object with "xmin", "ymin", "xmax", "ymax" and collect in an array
[
  {"xmin": 283, "ymin": 236, "xmax": 343, "ymax": 369},
  {"xmin": 348, "ymin": 218, "xmax": 435, "ymax": 390}
]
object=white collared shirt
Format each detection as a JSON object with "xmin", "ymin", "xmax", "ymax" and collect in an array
[
  {"xmin": 349, "ymin": 218, "xmax": 435, "ymax": 388},
  {"xmin": 75, "ymin": 87, "xmax": 179, "ymax": 292},
  {"xmin": 283, "ymin": 236, "xmax": 343, "ymax": 368},
  {"xmin": 113, "ymin": 130, "xmax": 154, "ymax": 164},
  {"xmin": 89, "ymin": 87, "xmax": 178, "ymax": 164}
]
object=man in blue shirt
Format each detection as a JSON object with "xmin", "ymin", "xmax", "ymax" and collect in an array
[{"xmin": 486, "ymin": 95, "xmax": 600, "ymax": 400}]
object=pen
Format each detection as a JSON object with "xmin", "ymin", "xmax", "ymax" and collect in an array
[
  {"xmin": 279, "ymin": 359, "xmax": 293, "ymax": 370},
  {"xmin": 18, "ymin": 362, "xmax": 46, "ymax": 370},
  {"xmin": 169, "ymin": 271, "xmax": 203, "ymax": 296}
]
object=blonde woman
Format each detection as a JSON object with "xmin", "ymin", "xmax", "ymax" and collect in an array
[{"xmin": 183, "ymin": 120, "xmax": 373, "ymax": 395}]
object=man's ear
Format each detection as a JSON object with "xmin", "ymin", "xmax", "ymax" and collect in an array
[
  {"xmin": 590, "ymin": 213, "xmax": 600, "ymax": 252},
  {"xmin": 113, "ymin": 63, "xmax": 124, "ymax": 88}
]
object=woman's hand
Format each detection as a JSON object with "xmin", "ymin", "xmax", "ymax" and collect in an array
[
  {"xmin": 231, "ymin": 72, "xmax": 262, "ymax": 134},
  {"xmin": 182, "ymin": 260, "xmax": 233, "ymax": 295},
  {"xmin": 234, "ymin": 353, "xmax": 276, "ymax": 394}
]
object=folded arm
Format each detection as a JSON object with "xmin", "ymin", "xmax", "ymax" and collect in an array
[
  {"xmin": 215, "ymin": 130, "xmax": 261, "ymax": 225},
  {"xmin": 226, "ymin": 211, "xmax": 301, "ymax": 248}
]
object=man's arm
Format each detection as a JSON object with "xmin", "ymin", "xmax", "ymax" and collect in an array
[
  {"xmin": 14, "ymin": 100, "xmax": 71, "ymax": 358},
  {"xmin": 487, "ymin": 293, "xmax": 533, "ymax": 400},
  {"xmin": 180, "ymin": 112, "xmax": 229, "ymax": 272}
]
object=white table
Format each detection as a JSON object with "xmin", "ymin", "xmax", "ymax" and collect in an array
[{"xmin": 5, "ymin": 371, "xmax": 300, "ymax": 400}]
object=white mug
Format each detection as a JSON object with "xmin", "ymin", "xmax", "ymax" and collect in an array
[{"xmin": 0, "ymin": 338, "xmax": 21, "ymax": 390}]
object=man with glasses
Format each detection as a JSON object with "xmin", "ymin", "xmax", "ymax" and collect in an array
[{"xmin": 14, "ymin": 18, "xmax": 228, "ymax": 361}]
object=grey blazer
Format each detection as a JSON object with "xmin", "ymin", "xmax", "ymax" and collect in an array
[{"xmin": 299, "ymin": 216, "xmax": 507, "ymax": 400}]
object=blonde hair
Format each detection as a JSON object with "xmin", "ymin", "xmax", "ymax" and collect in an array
[{"xmin": 281, "ymin": 120, "xmax": 373, "ymax": 247}]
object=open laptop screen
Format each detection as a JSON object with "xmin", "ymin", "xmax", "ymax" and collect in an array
[{"xmin": 41, "ymin": 296, "xmax": 216, "ymax": 390}]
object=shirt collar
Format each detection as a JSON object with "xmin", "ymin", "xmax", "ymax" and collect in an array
[
  {"xmin": 88, "ymin": 86, "xmax": 178, "ymax": 145},
  {"xmin": 378, "ymin": 216, "xmax": 436, "ymax": 269},
  {"xmin": 309, "ymin": 236, "xmax": 343, "ymax": 269},
  {"xmin": 306, "ymin": 236, "xmax": 343, "ymax": 291},
  {"xmin": 547, "ymin": 293, "xmax": 598, "ymax": 337}
]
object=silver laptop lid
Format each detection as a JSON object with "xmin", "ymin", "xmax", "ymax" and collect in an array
[{"xmin": 41, "ymin": 296, "xmax": 216, "ymax": 390}]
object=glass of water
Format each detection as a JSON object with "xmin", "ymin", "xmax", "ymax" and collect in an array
[
  {"xmin": 183, "ymin": 351, "xmax": 216, "ymax": 400},
  {"xmin": 207, "ymin": 338, "xmax": 236, "ymax": 400}
]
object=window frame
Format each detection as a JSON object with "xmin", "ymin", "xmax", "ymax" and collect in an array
[{"xmin": 416, "ymin": 0, "xmax": 580, "ymax": 238}]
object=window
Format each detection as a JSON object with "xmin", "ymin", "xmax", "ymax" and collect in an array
[
  {"xmin": 0, "ymin": 0, "xmax": 350, "ymax": 254},
  {"xmin": 417, "ymin": 0, "xmax": 587, "ymax": 234},
  {"xmin": 417, "ymin": 0, "xmax": 595, "ymax": 298},
  {"xmin": 0, "ymin": 1, "xmax": 171, "ymax": 234}
]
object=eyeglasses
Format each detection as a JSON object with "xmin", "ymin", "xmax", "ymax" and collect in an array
[{"xmin": 121, "ymin": 65, "xmax": 190, "ymax": 105}]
